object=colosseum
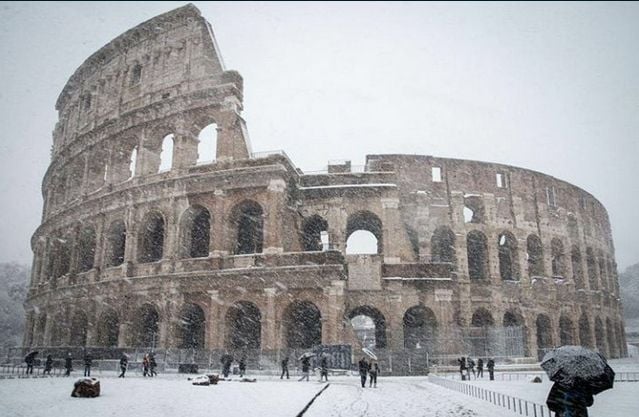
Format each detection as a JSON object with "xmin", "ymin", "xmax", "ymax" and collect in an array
[{"xmin": 23, "ymin": 4, "xmax": 626, "ymax": 372}]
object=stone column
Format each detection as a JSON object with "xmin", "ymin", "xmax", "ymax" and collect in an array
[
  {"xmin": 263, "ymin": 179, "xmax": 286, "ymax": 253},
  {"xmin": 324, "ymin": 281, "xmax": 346, "ymax": 344},
  {"xmin": 381, "ymin": 197, "xmax": 402, "ymax": 263},
  {"xmin": 262, "ymin": 288, "xmax": 278, "ymax": 349},
  {"xmin": 388, "ymin": 292, "xmax": 405, "ymax": 350},
  {"xmin": 434, "ymin": 290, "xmax": 454, "ymax": 355},
  {"xmin": 172, "ymin": 131, "xmax": 198, "ymax": 169},
  {"xmin": 210, "ymin": 190, "xmax": 228, "ymax": 255},
  {"xmin": 207, "ymin": 290, "xmax": 223, "ymax": 349}
]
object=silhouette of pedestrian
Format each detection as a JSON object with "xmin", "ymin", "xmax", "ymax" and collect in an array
[
  {"xmin": 487, "ymin": 358, "xmax": 495, "ymax": 381},
  {"xmin": 280, "ymin": 356, "xmax": 290, "ymax": 379},
  {"xmin": 44, "ymin": 354, "xmax": 53, "ymax": 376},
  {"xmin": 83, "ymin": 351, "xmax": 93, "ymax": 377},
  {"xmin": 298, "ymin": 356, "xmax": 311, "ymax": 381},
  {"xmin": 64, "ymin": 353, "xmax": 73, "ymax": 377},
  {"xmin": 358, "ymin": 357, "xmax": 370, "ymax": 388},
  {"xmin": 119, "ymin": 353, "xmax": 128, "ymax": 378},
  {"xmin": 369, "ymin": 361, "xmax": 379, "ymax": 387},
  {"xmin": 546, "ymin": 381, "xmax": 594, "ymax": 417}
]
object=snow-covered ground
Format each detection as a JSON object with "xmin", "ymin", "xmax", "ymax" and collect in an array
[{"xmin": 1, "ymin": 369, "xmax": 638, "ymax": 417}]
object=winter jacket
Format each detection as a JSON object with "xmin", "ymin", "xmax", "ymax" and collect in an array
[
  {"xmin": 358, "ymin": 359, "xmax": 370, "ymax": 375},
  {"xmin": 546, "ymin": 382, "xmax": 593, "ymax": 417}
]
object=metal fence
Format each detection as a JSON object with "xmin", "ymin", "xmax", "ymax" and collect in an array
[{"xmin": 429, "ymin": 375, "xmax": 553, "ymax": 417}]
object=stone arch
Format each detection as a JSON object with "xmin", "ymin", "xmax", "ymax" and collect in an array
[
  {"xmin": 302, "ymin": 215, "xmax": 329, "ymax": 251},
  {"xmin": 431, "ymin": 226, "xmax": 456, "ymax": 263},
  {"xmin": 551, "ymin": 238, "xmax": 565, "ymax": 277},
  {"xmin": 470, "ymin": 307, "xmax": 494, "ymax": 357},
  {"xmin": 131, "ymin": 303, "xmax": 160, "ymax": 348},
  {"xmin": 177, "ymin": 303, "xmax": 206, "ymax": 349},
  {"xmin": 110, "ymin": 136, "xmax": 139, "ymax": 182},
  {"xmin": 579, "ymin": 313, "xmax": 593, "ymax": 348},
  {"xmin": 594, "ymin": 316, "xmax": 606, "ymax": 356},
  {"xmin": 403, "ymin": 305, "xmax": 437, "ymax": 350},
  {"xmin": 536, "ymin": 314, "xmax": 553, "ymax": 360},
  {"xmin": 77, "ymin": 224, "xmax": 96, "ymax": 272},
  {"xmin": 526, "ymin": 234, "xmax": 544, "ymax": 277},
  {"xmin": 472, "ymin": 308, "xmax": 495, "ymax": 327},
  {"xmin": 196, "ymin": 122, "xmax": 218, "ymax": 164},
  {"xmin": 345, "ymin": 210, "xmax": 383, "ymax": 255},
  {"xmin": 503, "ymin": 310, "xmax": 528, "ymax": 357},
  {"xmin": 159, "ymin": 133, "xmax": 175, "ymax": 172},
  {"xmin": 225, "ymin": 301, "xmax": 262, "ymax": 349},
  {"xmin": 467, "ymin": 230, "xmax": 488, "ymax": 280},
  {"xmin": 606, "ymin": 318, "xmax": 617, "ymax": 358},
  {"xmin": 463, "ymin": 195, "xmax": 485, "ymax": 224},
  {"xmin": 559, "ymin": 314, "xmax": 575, "ymax": 346},
  {"xmin": 179, "ymin": 205, "xmax": 211, "ymax": 258},
  {"xmin": 586, "ymin": 247, "xmax": 598, "ymax": 290},
  {"xmin": 96, "ymin": 308, "xmax": 119, "ymax": 347},
  {"xmin": 571, "ymin": 246, "xmax": 584, "ymax": 288},
  {"xmin": 498, "ymin": 231, "xmax": 519, "ymax": 281},
  {"xmin": 138, "ymin": 211, "xmax": 165, "ymax": 262},
  {"xmin": 283, "ymin": 300, "xmax": 322, "ymax": 349},
  {"xmin": 106, "ymin": 220, "xmax": 126, "ymax": 267},
  {"xmin": 231, "ymin": 200, "xmax": 264, "ymax": 255},
  {"xmin": 347, "ymin": 306, "xmax": 387, "ymax": 349}
]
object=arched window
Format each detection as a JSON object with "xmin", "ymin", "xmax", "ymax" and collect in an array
[
  {"xmin": 132, "ymin": 304, "xmax": 160, "ymax": 348},
  {"xmin": 463, "ymin": 195, "xmax": 485, "ymax": 224},
  {"xmin": 470, "ymin": 308, "xmax": 494, "ymax": 357},
  {"xmin": 77, "ymin": 226, "xmax": 96, "ymax": 272},
  {"xmin": 586, "ymin": 248, "xmax": 598, "ymax": 290},
  {"xmin": 232, "ymin": 201, "xmax": 264, "ymax": 255},
  {"xmin": 106, "ymin": 220, "xmax": 126, "ymax": 267},
  {"xmin": 128, "ymin": 147, "xmax": 137, "ymax": 180},
  {"xmin": 536, "ymin": 314, "xmax": 553, "ymax": 360},
  {"xmin": 503, "ymin": 311, "xmax": 527, "ymax": 357},
  {"xmin": 284, "ymin": 301, "xmax": 322, "ymax": 349},
  {"xmin": 349, "ymin": 306, "xmax": 387, "ymax": 349},
  {"xmin": 579, "ymin": 314, "xmax": 593, "ymax": 348},
  {"xmin": 96, "ymin": 308, "xmax": 119, "ymax": 347},
  {"xmin": 345, "ymin": 211, "xmax": 383, "ymax": 255},
  {"xmin": 571, "ymin": 246, "xmax": 583, "ymax": 288},
  {"xmin": 526, "ymin": 234, "xmax": 544, "ymax": 277},
  {"xmin": 431, "ymin": 226, "xmax": 456, "ymax": 263},
  {"xmin": 130, "ymin": 63, "xmax": 142, "ymax": 86},
  {"xmin": 403, "ymin": 305, "xmax": 437, "ymax": 350},
  {"xmin": 498, "ymin": 232, "xmax": 519, "ymax": 281},
  {"xmin": 559, "ymin": 315, "xmax": 574, "ymax": 345},
  {"xmin": 225, "ymin": 301, "xmax": 261, "ymax": 349},
  {"xmin": 178, "ymin": 304, "xmax": 206, "ymax": 349},
  {"xmin": 467, "ymin": 231, "xmax": 488, "ymax": 280},
  {"xmin": 197, "ymin": 123, "xmax": 217, "ymax": 164},
  {"xmin": 69, "ymin": 311, "xmax": 88, "ymax": 346},
  {"xmin": 302, "ymin": 215, "xmax": 329, "ymax": 251},
  {"xmin": 551, "ymin": 238, "xmax": 565, "ymax": 277},
  {"xmin": 159, "ymin": 134, "xmax": 174, "ymax": 172},
  {"xmin": 138, "ymin": 212, "xmax": 165, "ymax": 263},
  {"xmin": 179, "ymin": 206, "xmax": 210, "ymax": 258}
]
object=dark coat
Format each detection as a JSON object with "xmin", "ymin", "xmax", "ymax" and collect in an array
[
  {"xmin": 239, "ymin": 359, "xmax": 246, "ymax": 371},
  {"xmin": 84, "ymin": 354, "xmax": 92, "ymax": 366},
  {"xmin": 369, "ymin": 363, "xmax": 379, "ymax": 375},
  {"xmin": 477, "ymin": 359, "xmax": 484, "ymax": 369},
  {"xmin": 65, "ymin": 356, "xmax": 73, "ymax": 370},
  {"xmin": 458, "ymin": 357, "xmax": 467, "ymax": 371},
  {"xmin": 281, "ymin": 357, "xmax": 289, "ymax": 368},
  {"xmin": 358, "ymin": 359, "xmax": 370, "ymax": 375},
  {"xmin": 546, "ymin": 382, "xmax": 593, "ymax": 417},
  {"xmin": 45, "ymin": 355, "xmax": 53, "ymax": 371},
  {"xmin": 119, "ymin": 356, "xmax": 128, "ymax": 368},
  {"xmin": 487, "ymin": 359, "xmax": 495, "ymax": 370},
  {"xmin": 320, "ymin": 357, "xmax": 328, "ymax": 372},
  {"xmin": 301, "ymin": 357, "xmax": 311, "ymax": 372}
]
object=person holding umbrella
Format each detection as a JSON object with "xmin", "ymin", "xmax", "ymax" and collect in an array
[
  {"xmin": 24, "ymin": 351, "xmax": 38, "ymax": 375},
  {"xmin": 298, "ymin": 354, "xmax": 312, "ymax": 381},
  {"xmin": 541, "ymin": 346, "xmax": 615, "ymax": 417}
]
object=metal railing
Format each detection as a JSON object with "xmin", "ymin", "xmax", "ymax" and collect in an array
[{"xmin": 429, "ymin": 375, "xmax": 553, "ymax": 417}]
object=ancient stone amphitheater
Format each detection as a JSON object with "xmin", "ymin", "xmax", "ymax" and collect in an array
[{"xmin": 23, "ymin": 4, "xmax": 626, "ymax": 370}]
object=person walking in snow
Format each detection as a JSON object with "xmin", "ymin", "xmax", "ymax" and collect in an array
[
  {"xmin": 64, "ymin": 353, "xmax": 73, "ymax": 377},
  {"xmin": 149, "ymin": 352, "xmax": 157, "ymax": 377},
  {"xmin": 487, "ymin": 358, "xmax": 495, "ymax": 381},
  {"xmin": 43, "ymin": 354, "xmax": 53, "ymax": 376},
  {"xmin": 369, "ymin": 361, "xmax": 379, "ymax": 388},
  {"xmin": 239, "ymin": 357, "xmax": 247, "ymax": 378},
  {"xmin": 220, "ymin": 353, "xmax": 233, "ymax": 378},
  {"xmin": 458, "ymin": 357, "xmax": 467, "ymax": 380},
  {"xmin": 119, "ymin": 353, "xmax": 128, "ymax": 378},
  {"xmin": 280, "ymin": 356, "xmax": 290, "ymax": 379},
  {"xmin": 477, "ymin": 358, "xmax": 484, "ymax": 378},
  {"xmin": 142, "ymin": 354, "xmax": 150, "ymax": 377},
  {"xmin": 319, "ymin": 356, "xmax": 329, "ymax": 382},
  {"xmin": 358, "ymin": 357, "xmax": 370, "ymax": 388},
  {"xmin": 298, "ymin": 356, "xmax": 311, "ymax": 381},
  {"xmin": 467, "ymin": 357, "xmax": 475, "ymax": 379},
  {"xmin": 83, "ymin": 350, "xmax": 93, "ymax": 377}
]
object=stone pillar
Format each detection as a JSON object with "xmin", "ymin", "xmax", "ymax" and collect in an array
[
  {"xmin": 207, "ymin": 290, "xmax": 223, "ymax": 349},
  {"xmin": 381, "ymin": 197, "xmax": 403, "ymax": 263},
  {"xmin": 388, "ymin": 292, "xmax": 405, "ymax": 350},
  {"xmin": 215, "ymin": 101, "xmax": 251, "ymax": 161},
  {"xmin": 172, "ymin": 131, "xmax": 198, "ymax": 169},
  {"xmin": 118, "ymin": 322, "xmax": 130, "ymax": 348},
  {"xmin": 262, "ymin": 288, "xmax": 278, "ymax": 349},
  {"xmin": 210, "ymin": 190, "xmax": 228, "ymax": 255},
  {"xmin": 263, "ymin": 179, "xmax": 286, "ymax": 253},
  {"xmin": 164, "ymin": 201, "xmax": 179, "ymax": 260},
  {"xmin": 324, "ymin": 281, "xmax": 346, "ymax": 344},
  {"xmin": 434, "ymin": 290, "xmax": 454, "ymax": 355}
]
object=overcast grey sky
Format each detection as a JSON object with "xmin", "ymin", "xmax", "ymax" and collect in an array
[{"xmin": 0, "ymin": 1, "xmax": 637, "ymax": 269}]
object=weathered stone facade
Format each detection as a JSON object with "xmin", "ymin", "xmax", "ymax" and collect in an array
[{"xmin": 24, "ymin": 4, "xmax": 626, "ymax": 361}]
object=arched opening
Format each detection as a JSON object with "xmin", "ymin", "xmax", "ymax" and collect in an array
[
  {"xmin": 96, "ymin": 309, "xmax": 119, "ymax": 347},
  {"xmin": 606, "ymin": 318, "xmax": 617, "ymax": 358},
  {"xmin": 403, "ymin": 305, "xmax": 437, "ymax": 350},
  {"xmin": 559, "ymin": 315, "xmax": 574, "ymax": 345},
  {"xmin": 284, "ymin": 301, "xmax": 322, "ymax": 349},
  {"xmin": 225, "ymin": 301, "xmax": 262, "ymax": 349},
  {"xmin": 470, "ymin": 308, "xmax": 495, "ymax": 357},
  {"xmin": 498, "ymin": 232, "xmax": 519, "ymax": 281},
  {"xmin": 128, "ymin": 147, "xmax": 137, "ymax": 180},
  {"xmin": 179, "ymin": 206, "xmax": 210, "ymax": 258},
  {"xmin": 586, "ymin": 248, "xmax": 598, "ymax": 290},
  {"xmin": 526, "ymin": 234, "xmax": 545, "ymax": 277},
  {"xmin": 69, "ymin": 311, "xmax": 88, "ymax": 346},
  {"xmin": 551, "ymin": 238, "xmax": 565, "ymax": 277},
  {"xmin": 345, "ymin": 211, "xmax": 383, "ymax": 255},
  {"xmin": 197, "ymin": 123, "xmax": 217, "ymax": 164},
  {"xmin": 571, "ymin": 246, "xmax": 583, "ymax": 288},
  {"xmin": 594, "ymin": 317, "xmax": 606, "ymax": 356},
  {"xmin": 232, "ymin": 201, "xmax": 264, "ymax": 255},
  {"xmin": 138, "ymin": 211, "xmax": 165, "ymax": 263},
  {"xmin": 579, "ymin": 314, "xmax": 593, "ymax": 348},
  {"xmin": 431, "ymin": 226, "xmax": 456, "ymax": 263},
  {"xmin": 467, "ymin": 231, "xmax": 488, "ymax": 280},
  {"xmin": 130, "ymin": 63, "xmax": 143, "ymax": 85},
  {"xmin": 106, "ymin": 220, "xmax": 126, "ymax": 267},
  {"xmin": 302, "ymin": 215, "xmax": 329, "ymax": 251},
  {"xmin": 132, "ymin": 304, "xmax": 160, "ymax": 348},
  {"xmin": 503, "ymin": 311, "xmax": 527, "ymax": 357},
  {"xmin": 348, "ymin": 306, "xmax": 387, "ymax": 349},
  {"xmin": 77, "ymin": 226, "xmax": 96, "ymax": 272},
  {"xmin": 463, "ymin": 196, "xmax": 485, "ymax": 224},
  {"xmin": 178, "ymin": 304, "xmax": 206, "ymax": 349},
  {"xmin": 159, "ymin": 134, "xmax": 174, "ymax": 172},
  {"xmin": 536, "ymin": 314, "xmax": 553, "ymax": 360}
]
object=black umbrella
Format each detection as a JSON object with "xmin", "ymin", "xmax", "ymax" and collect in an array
[
  {"xmin": 25, "ymin": 351, "xmax": 39, "ymax": 359},
  {"xmin": 541, "ymin": 346, "xmax": 615, "ymax": 395}
]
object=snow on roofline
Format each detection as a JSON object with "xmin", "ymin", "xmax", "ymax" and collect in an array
[{"xmin": 299, "ymin": 184, "xmax": 397, "ymax": 191}]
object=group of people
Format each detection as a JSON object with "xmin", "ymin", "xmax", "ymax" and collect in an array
[
  {"xmin": 358, "ymin": 357, "xmax": 380, "ymax": 388},
  {"xmin": 24, "ymin": 351, "xmax": 89, "ymax": 377},
  {"xmin": 457, "ymin": 356, "xmax": 495, "ymax": 380},
  {"xmin": 220, "ymin": 354, "xmax": 247, "ymax": 378}
]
